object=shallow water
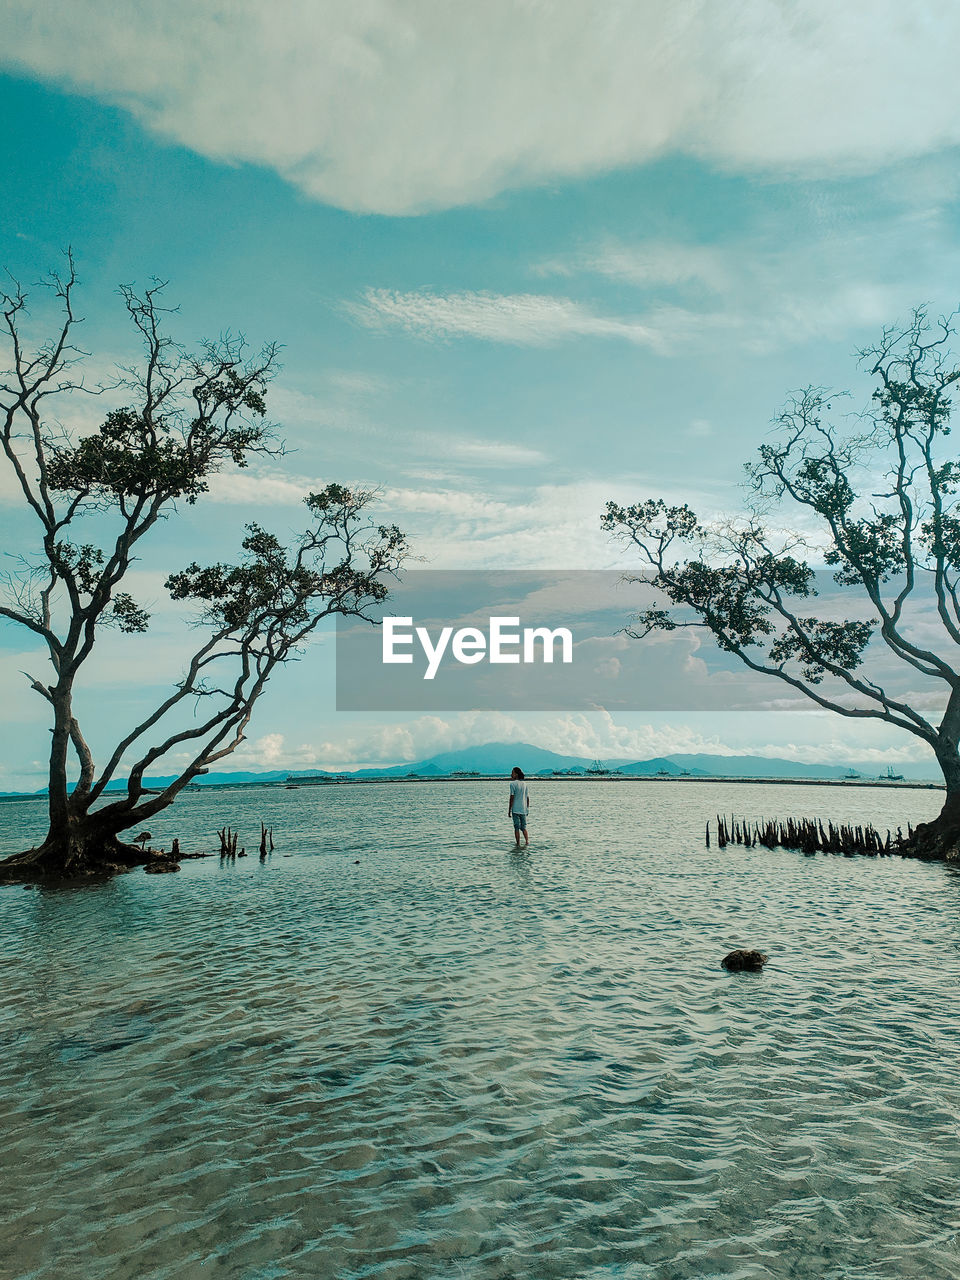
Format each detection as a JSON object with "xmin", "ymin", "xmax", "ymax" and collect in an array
[{"xmin": 1, "ymin": 780, "xmax": 959, "ymax": 1280}]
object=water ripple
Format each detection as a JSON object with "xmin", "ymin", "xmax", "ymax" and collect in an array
[{"xmin": 1, "ymin": 781, "xmax": 959, "ymax": 1278}]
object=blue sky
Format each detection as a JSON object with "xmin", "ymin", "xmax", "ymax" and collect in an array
[{"xmin": 3, "ymin": 3, "xmax": 960, "ymax": 789}]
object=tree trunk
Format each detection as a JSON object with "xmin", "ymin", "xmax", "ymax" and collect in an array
[
  {"xmin": 0, "ymin": 669, "xmax": 186, "ymax": 879},
  {"xmin": 907, "ymin": 743, "xmax": 960, "ymax": 861},
  {"xmin": 47, "ymin": 685, "xmax": 74, "ymax": 836},
  {"xmin": 0, "ymin": 811, "xmax": 159, "ymax": 880}
]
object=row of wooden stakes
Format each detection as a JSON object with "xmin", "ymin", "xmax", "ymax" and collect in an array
[{"xmin": 706, "ymin": 814, "xmax": 916, "ymax": 856}]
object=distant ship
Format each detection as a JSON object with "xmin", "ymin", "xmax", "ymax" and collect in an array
[
  {"xmin": 586, "ymin": 759, "xmax": 610, "ymax": 775},
  {"xmin": 880, "ymin": 766, "xmax": 904, "ymax": 781}
]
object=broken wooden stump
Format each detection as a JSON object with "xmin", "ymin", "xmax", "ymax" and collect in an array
[
  {"xmin": 218, "ymin": 826, "xmax": 240, "ymax": 857},
  {"xmin": 216, "ymin": 824, "xmax": 276, "ymax": 860},
  {"xmin": 259, "ymin": 822, "xmax": 274, "ymax": 858}
]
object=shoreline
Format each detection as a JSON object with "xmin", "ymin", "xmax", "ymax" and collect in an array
[
  {"xmin": 0, "ymin": 775, "xmax": 943, "ymax": 803},
  {"xmin": 281, "ymin": 774, "xmax": 943, "ymax": 790}
]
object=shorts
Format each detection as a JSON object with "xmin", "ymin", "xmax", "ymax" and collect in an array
[{"xmin": 512, "ymin": 812, "xmax": 527, "ymax": 831}]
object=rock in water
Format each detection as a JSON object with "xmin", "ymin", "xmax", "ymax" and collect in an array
[
  {"xmin": 144, "ymin": 862, "xmax": 180, "ymax": 874},
  {"xmin": 721, "ymin": 949, "xmax": 768, "ymax": 972}
]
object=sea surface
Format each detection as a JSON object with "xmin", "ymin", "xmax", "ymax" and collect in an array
[{"xmin": 1, "ymin": 779, "xmax": 958, "ymax": 1280}]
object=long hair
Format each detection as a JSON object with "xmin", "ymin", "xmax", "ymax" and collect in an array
[{"xmin": 512, "ymin": 766, "xmax": 524, "ymax": 779}]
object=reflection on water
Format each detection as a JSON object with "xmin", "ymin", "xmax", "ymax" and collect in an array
[{"xmin": 1, "ymin": 781, "xmax": 959, "ymax": 1279}]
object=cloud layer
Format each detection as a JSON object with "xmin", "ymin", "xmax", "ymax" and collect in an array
[
  {"xmin": 222, "ymin": 707, "xmax": 935, "ymax": 773},
  {"xmin": 5, "ymin": 1, "xmax": 960, "ymax": 213},
  {"xmin": 348, "ymin": 289, "xmax": 659, "ymax": 347}
]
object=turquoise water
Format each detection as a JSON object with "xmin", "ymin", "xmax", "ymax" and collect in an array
[{"xmin": 1, "ymin": 779, "xmax": 958, "ymax": 1280}]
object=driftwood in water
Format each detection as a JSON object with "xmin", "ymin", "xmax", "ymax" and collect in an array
[
  {"xmin": 217, "ymin": 824, "xmax": 275, "ymax": 859},
  {"xmin": 708, "ymin": 814, "xmax": 915, "ymax": 857},
  {"xmin": 218, "ymin": 826, "xmax": 239, "ymax": 857}
]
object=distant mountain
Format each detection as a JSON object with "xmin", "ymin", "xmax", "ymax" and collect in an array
[
  {"xmin": 383, "ymin": 744, "xmax": 938, "ymax": 783},
  {"xmin": 11, "ymin": 741, "xmax": 938, "ymax": 798},
  {"xmin": 100, "ymin": 769, "xmax": 294, "ymax": 790},
  {"xmin": 663, "ymin": 753, "xmax": 938, "ymax": 781},
  {"xmin": 614, "ymin": 757, "xmax": 709, "ymax": 777},
  {"xmin": 658, "ymin": 754, "xmax": 852, "ymax": 780},
  {"xmin": 345, "ymin": 743, "xmax": 600, "ymax": 778}
]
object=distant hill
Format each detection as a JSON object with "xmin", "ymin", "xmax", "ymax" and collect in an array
[
  {"xmin": 661, "ymin": 753, "xmax": 937, "ymax": 781},
  {"xmin": 358, "ymin": 743, "xmax": 600, "ymax": 777},
  {"xmin": 653, "ymin": 754, "xmax": 852, "ymax": 779},
  {"xmin": 294, "ymin": 743, "xmax": 937, "ymax": 782},
  {"xmin": 11, "ymin": 740, "xmax": 938, "ymax": 797},
  {"xmin": 104, "ymin": 769, "xmax": 292, "ymax": 790},
  {"xmin": 352, "ymin": 743, "xmax": 938, "ymax": 783},
  {"xmin": 614, "ymin": 757, "xmax": 709, "ymax": 777}
]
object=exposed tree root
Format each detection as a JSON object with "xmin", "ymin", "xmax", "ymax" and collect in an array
[
  {"xmin": 708, "ymin": 806, "xmax": 960, "ymax": 863},
  {"xmin": 0, "ymin": 833, "xmax": 178, "ymax": 884}
]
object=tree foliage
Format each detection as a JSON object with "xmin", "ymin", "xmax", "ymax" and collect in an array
[
  {"xmin": 603, "ymin": 309, "xmax": 960, "ymax": 800},
  {"xmin": 0, "ymin": 255, "xmax": 406, "ymax": 872}
]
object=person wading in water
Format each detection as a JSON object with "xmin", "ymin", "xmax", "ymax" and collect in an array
[{"xmin": 508, "ymin": 766, "xmax": 531, "ymax": 848}]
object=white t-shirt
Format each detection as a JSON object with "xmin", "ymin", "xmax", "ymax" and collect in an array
[{"xmin": 509, "ymin": 779, "xmax": 530, "ymax": 815}]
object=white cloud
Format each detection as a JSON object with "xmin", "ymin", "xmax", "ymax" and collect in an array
[
  {"xmin": 309, "ymin": 706, "xmax": 900, "ymax": 770},
  {"xmin": 237, "ymin": 378, "xmax": 548, "ymax": 471},
  {"xmin": 537, "ymin": 710, "xmax": 721, "ymax": 762},
  {"xmin": 308, "ymin": 711, "xmax": 525, "ymax": 768},
  {"xmin": 391, "ymin": 430, "xmax": 545, "ymax": 468},
  {"xmin": 221, "ymin": 704, "xmax": 940, "ymax": 774},
  {"xmin": 541, "ymin": 242, "xmax": 731, "ymax": 291},
  {"xmin": 381, "ymin": 479, "xmax": 608, "ymax": 568},
  {"xmin": 230, "ymin": 732, "xmax": 320, "ymax": 768},
  {"xmin": 206, "ymin": 470, "xmax": 311, "ymax": 505},
  {"xmin": 380, "ymin": 487, "xmax": 509, "ymax": 521},
  {"xmin": 129, "ymin": 467, "xmax": 652, "ymax": 577},
  {"xmin": 508, "ymin": 709, "xmax": 937, "ymax": 768},
  {"xmin": 5, "ymin": 2, "xmax": 960, "ymax": 214},
  {"xmin": 204, "ymin": 445, "xmax": 546, "ymax": 510},
  {"xmin": 245, "ymin": 732, "xmax": 286, "ymax": 766},
  {"xmin": 350, "ymin": 230, "xmax": 927, "ymax": 354},
  {"xmin": 378, "ymin": 475, "xmax": 732, "ymax": 570},
  {"xmin": 541, "ymin": 219, "xmax": 960, "ymax": 354},
  {"xmin": 442, "ymin": 439, "xmax": 544, "ymax": 466},
  {"xmin": 287, "ymin": 709, "xmax": 741, "ymax": 770},
  {"xmin": 348, "ymin": 289, "xmax": 661, "ymax": 348}
]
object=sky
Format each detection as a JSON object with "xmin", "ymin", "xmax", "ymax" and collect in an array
[{"xmin": 3, "ymin": 1, "xmax": 960, "ymax": 789}]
